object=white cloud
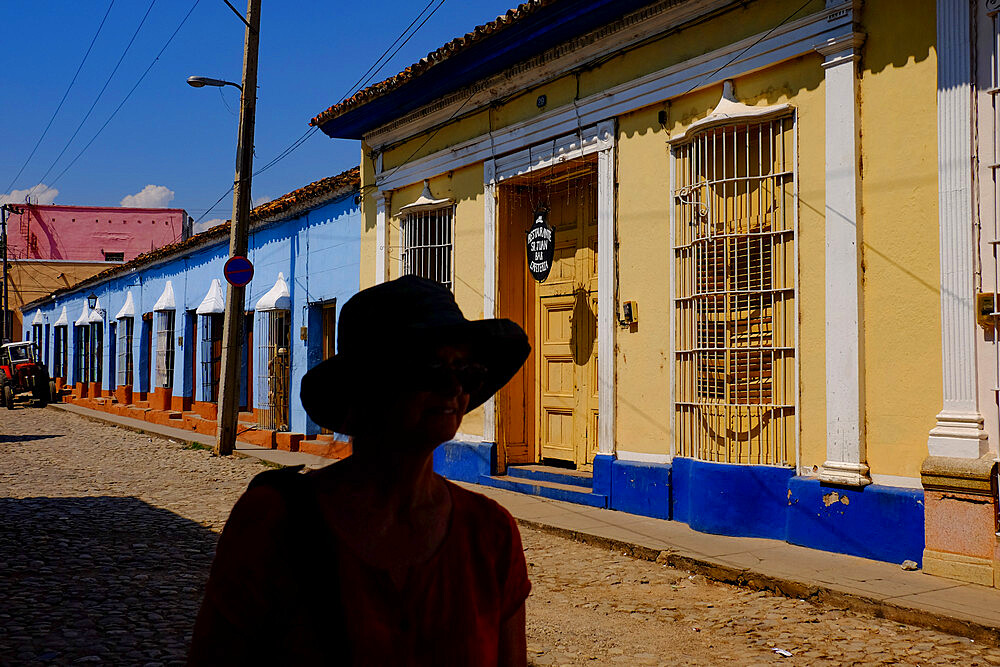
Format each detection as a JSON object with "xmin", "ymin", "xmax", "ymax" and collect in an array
[
  {"xmin": 253, "ymin": 194, "xmax": 272, "ymax": 207},
  {"xmin": 120, "ymin": 184, "xmax": 175, "ymax": 208},
  {"xmin": 192, "ymin": 218, "xmax": 226, "ymax": 234},
  {"xmin": 0, "ymin": 184, "xmax": 58, "ymax": 205}
]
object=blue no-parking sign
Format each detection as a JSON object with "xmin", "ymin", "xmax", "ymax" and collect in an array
[{"xmin": 224, "ymin": 256, "xmax": 254, "ymax": 287}]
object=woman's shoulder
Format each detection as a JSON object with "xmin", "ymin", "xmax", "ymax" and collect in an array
[{"xmin": 445, "ymin": 479, "xmax": 519, "ymax": 533}]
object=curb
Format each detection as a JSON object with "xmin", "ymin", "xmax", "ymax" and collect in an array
[{"xmin": 515, "ymin": 519, "xmax": 1000, "ymax": 646}]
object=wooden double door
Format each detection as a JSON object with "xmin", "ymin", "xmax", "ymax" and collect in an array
[{"xmin": 498, "ymin": 162, "xmax": 598, "ymax": 469}]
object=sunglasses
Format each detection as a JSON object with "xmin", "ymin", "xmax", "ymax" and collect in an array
[{"xmin": 405, "ymin": 361, "xmax": 488, "ymax": 395}]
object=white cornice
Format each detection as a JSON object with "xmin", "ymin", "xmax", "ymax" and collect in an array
[
  {"xmin": 376, "ymin": 1, "xmax": 853, "ymax": 192},
  {"xmin": 364, "ymin": 0, "xmax": 743, "ymax": 149}
]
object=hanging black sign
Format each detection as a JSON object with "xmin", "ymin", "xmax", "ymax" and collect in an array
[{"xmin": 526, "ymin": 208, "xmax": 555, "ymax": 282}]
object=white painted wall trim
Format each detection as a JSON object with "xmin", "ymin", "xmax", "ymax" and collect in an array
[
  {"xmin": 454, "ymin": 432, "xmax": 484, "ymax": 444},
  {"xmin": 374, "ymin": 192, "xmax": 389, "ymax": 285},
  {"xmin": 483, "ymin": 159, "xmax": 498, "ymax": 444},
  {"xmin": 928, "ymin": 0, "xmax": 989, "ymax": 458},
  {"xmin": 597, "ymin": 119, "xmax": 616, "ymax": 456},
  {"xmin": 869, "ymin": 473, "xmax": 924, "ymax": 490},
  {"xmin": 616, "ymin": 450, "xmax": 671, "ymax": 465},
  {"xmin": 817, "ymin": 31, "xmax": 871, "ymax": 487},
  {"xmin": 374, "ymin": 2, "xmax": 852, "ymax": 193}
]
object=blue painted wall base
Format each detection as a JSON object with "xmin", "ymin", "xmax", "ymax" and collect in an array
[
  {"xmin": 432, "ymin": 440, "xmax": 493, "ymax": 483},
  {"xmin": 786, "ymin": 477, "xmax": 925, "ymax": 566},
  {"xmin": 433, "ymin": 447, "xmax": 925, "ymax": 566}
]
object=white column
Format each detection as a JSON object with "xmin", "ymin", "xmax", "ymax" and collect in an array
[
  {"xmin": 927, "ymin": 0, "xmax": 989, "ymax": 459},
  {"xmin": 596, "ymin": 119, "xmax": 616, "ymax": 456},
  {"xmin": 375, "ymin": 191, "xmax": 389, "ymax": 285},
  {"xmin": 483, "ymin": 160, "xmax": 498, "ymax": 443},
  {"xmin": 817, "ymin": 32, "xmax": 870, "ymax": 486}
]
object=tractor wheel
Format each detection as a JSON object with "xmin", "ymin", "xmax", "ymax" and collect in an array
[
  {"xmin": 3, "ymin": 385, "xmax": 13, "ymax": 410},
  {"xmin": 49, "ymin": 379, "xmax": 58, "ymax": 404},
  {"xmin": 0, "ymin": 381, "xmax": 5, "ymax": 408}
]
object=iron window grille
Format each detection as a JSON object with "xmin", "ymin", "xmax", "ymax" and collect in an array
[
  {"xmin": 672, "ymin": 116, "xmax": 796, "ymax": 465},
  {"xmin": 89, "ymin": 322, "xmax": 103, "ymax": 384},
  {"xmin": 74, "ymin": 325, "xmax": 90, "ymax": 384},
  {"xmin": 255, "ymin": 309, "xmax": 291, "ymax": 431},
  {"xmin": 199, "ymin": 313, "xmax": 223, "ymax": 402},
  {"xmin": 53, "ymin": 326, "xmax": 67, "ymax": 378},
  {"xmin": 155, "ymin": 311, "xmax": 175, "ymax": 389},
  {"xmin": 402, "ymin": 206, "xmax": 454, "ymax": 290},
  {"xmin": 117, "ymin": 317, "xmax": 134, "ymax": 387}
]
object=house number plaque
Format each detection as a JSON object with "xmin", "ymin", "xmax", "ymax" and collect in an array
[{"xmin": 527, "ymin": 208, "xmax": 554, "ymax": 282}]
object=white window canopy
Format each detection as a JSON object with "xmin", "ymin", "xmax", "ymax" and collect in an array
[
  {"xmin": 196, "ymin": 279, "xmax": 226, "ymax": 315},
  {"xmin": 30, "ymin": 310, "xmax": 44, "ymax": 326},
  {"xmin": 668, "ymin": 80, "xmax": 793, "ymax": 145},
  {"xmin": 398, "ymin": 180, "xmax": 453, "ymax": 214},
  {"xmin": 115, "ymin": 291, "xmax": 136, "ymax": 320},
  {"xmin": 88, "ymin": 298, "xmax": 104, "ymax": 323},
  {"xmin": 153, "ymin": 281, "xmax": 176, "ymax": 312},
  {"xmin": 54, "ymin": 306, "xmax": 69, "ymax": 327},
  {"xmin": 255, "ymin": 273, "xmax": 291, "ymax": 311},
  {"xmin": 74, "ymin": 303, "xmax": 91, "ymax": 327}
]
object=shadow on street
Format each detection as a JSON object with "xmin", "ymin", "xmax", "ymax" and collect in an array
[{"xmin": 0, "ymin": 496, "xmax": 219, "ymax": 665}]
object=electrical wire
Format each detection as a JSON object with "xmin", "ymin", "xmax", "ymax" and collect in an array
[
  {"xmin": 338, "ymin": 0, "xmax": 439, "ymax": 101},
  {"xmin": 29, "ymin": 0, "xmax": 158, "ymax": 198},
  {"xmin": 49, "ymin": 0, "xmax": 202, "ymax": 189},
  {"xmin": 4, "ymin": 0, "xmax": 116, "ymax": 195}
]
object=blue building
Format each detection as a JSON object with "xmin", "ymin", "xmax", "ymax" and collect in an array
[{"xmin": 19, "ymin": 168, "xmax": 360, "ymax": 443}]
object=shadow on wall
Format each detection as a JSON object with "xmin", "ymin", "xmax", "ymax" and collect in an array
[{"xmin": 0, "ymin": 496, "xmax": 219, "ymax": 663}]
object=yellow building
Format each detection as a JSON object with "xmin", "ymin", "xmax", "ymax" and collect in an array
[{"xmin": 312, "ymin": 0, "xmax": 998, "ymax": 581}]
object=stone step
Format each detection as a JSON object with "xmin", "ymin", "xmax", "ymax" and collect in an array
[
  {"xmin": 478, "ymin": 475, "xmax": 607, "ymax": 508},
  {"xmin": 506, "ymin": 464, "xmax": 593, "ymax": 489}
]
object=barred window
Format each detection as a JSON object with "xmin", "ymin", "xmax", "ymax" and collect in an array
[
  {"xmin": 672, "ymin": 116, "xmax": 796, "ymax": 465},
  {"xmin": 200, "ymin": 314, "xmax": 223, "ymax": 402},
  {"xmin": 255, "ymin": 310, "xmax": 291, "ymax": 431},
  {"xmin": 53, "ymin": 326, "xmax": 68, "ymax": 378},
  {"xmin": 402, "ymin": 207, "xmax": 453, "ymax": 289},
  {"xmin": 89, "ymin": 322, "xmax": 103, "ymax": 384},
  {"xmin": 117, "ymin": 317, "xmax": 134, "ymax": 387},
  {"xmin": 155, "ymin": 311, "xmax": 175, "ymax": 389}
]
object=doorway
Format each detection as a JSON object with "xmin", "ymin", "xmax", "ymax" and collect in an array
[{"xmin": 497, "ymin": 157, "xmax": 599, "ymax": 470}]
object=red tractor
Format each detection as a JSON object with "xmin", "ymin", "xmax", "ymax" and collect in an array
[{"xmin": 0, "ymin": 341, "xmax": 56, "ymax": 409}]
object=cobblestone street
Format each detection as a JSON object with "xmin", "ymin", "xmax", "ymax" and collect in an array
[{"xmin": 1, "ymin": 407, "xmax": 997, "ymax": 665}]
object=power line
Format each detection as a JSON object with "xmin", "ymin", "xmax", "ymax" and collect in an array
[
  {"xmin": 29, "ymin": 0, "xmax": 158, "ymax": 199},
  {"xmin": 49, "ymin": 0, "xmax": 202, "ymax": 189},
  {"xmin": 4, "ymin": 0, "xmax": 116, "ymax": 195},
  {"xmin": 354, "ymin": 0, "xmax": 447, "ymax": 94},
  {"xmin": 338, "ymin": 0, "xmax": 438, "ymax": 102}
]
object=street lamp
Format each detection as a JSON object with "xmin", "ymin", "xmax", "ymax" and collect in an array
[
  {"xmin": 187, "ymin": 0, "xmax": 261, "ymax": 457},
  {"xmin": 186, "ymin": 75, "xmax": 243, "ymax": 92},
  {"xmin": 86, "ymin": 292, "xmax": 97, "ymax": 310}
]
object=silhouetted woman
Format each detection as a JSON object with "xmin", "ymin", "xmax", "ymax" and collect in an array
[{"xmin": 189, "ymin": 275, "xmax": 532, "ymax": 666}]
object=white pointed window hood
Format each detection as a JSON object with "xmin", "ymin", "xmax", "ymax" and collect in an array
[
  {"xmin": 197, "ymin": 279, "xmax": 226, "ymax": 315},
  {"xmin": 153, "ymin": 281, "xmax": 176, "ymax": 312},
  {"xmin": 30, "ymin": 310, "xmax": 44, "ymax": 326},
  {"xmin": 668, "ymin": 80, "xmax": 793, "ymax": 145},
  {"xmin": 399, "ymin": 180, "xmax": 453, "ymax": 214},
  {"xmin": 255, "ymin": 273, "xmax": 291, "ymax": 311},
  {"xmin": 74, "ymin": 303, "xmax": 91, "ymax": 327},
  {"xmin": 54, "ymin": 306, "xmax": 69, "ymax": 327},
  {"xmin": 115, "ymin": 291, "xmax": 136, "ymax": 320},
  {"xmin": 88, "ymin": 298, "xmax": 104, "ymax": 323}
]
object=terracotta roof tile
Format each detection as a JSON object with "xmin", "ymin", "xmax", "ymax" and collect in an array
[
  {"xmin": 21, "ymin": 167, "xmax": 360, "ymax": 310},
  {"xmin": 310, "ymin": 0, "xmax": 559, "ymax": 128}
]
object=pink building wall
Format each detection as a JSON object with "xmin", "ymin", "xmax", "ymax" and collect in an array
[{"xmin": 6, "ymin": 204, "xmax": 190, "ymax": 262}]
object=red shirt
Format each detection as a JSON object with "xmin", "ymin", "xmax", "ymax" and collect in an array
[{"xmin": 189, "ymin": 475, "xmax": 530, "ymax": 666}]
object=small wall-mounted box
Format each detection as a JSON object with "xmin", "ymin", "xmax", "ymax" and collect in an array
[
  {"xmin": 977, "ymin": 293, "xmax": 997, "ymax": 329},
  {"xmin": 621, "ymin": 300, "xmax": 638, "ymax": 325}
]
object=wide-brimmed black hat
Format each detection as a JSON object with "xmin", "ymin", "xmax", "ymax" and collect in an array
[{"xmin": 300, "ymin": 275, "xmax": 530, "ymax": 434}]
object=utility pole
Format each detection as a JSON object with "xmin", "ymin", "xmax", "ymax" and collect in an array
[
  {"xmin": 0, "ymin": 204, "xmax": 23, "ymax": 343},
  {"xmin": 216, "ymin": 0, "xmax": 261, "ymax": 456}
]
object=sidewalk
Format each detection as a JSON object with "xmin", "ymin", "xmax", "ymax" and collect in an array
[{"xmin": 51, "ymin": 402, "xmax": 1000, "ymax": 644}]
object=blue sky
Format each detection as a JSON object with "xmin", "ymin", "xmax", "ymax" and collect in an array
[{"xmin": 0, "ymin": 0, "xmax": 516, "ymax": 230}]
